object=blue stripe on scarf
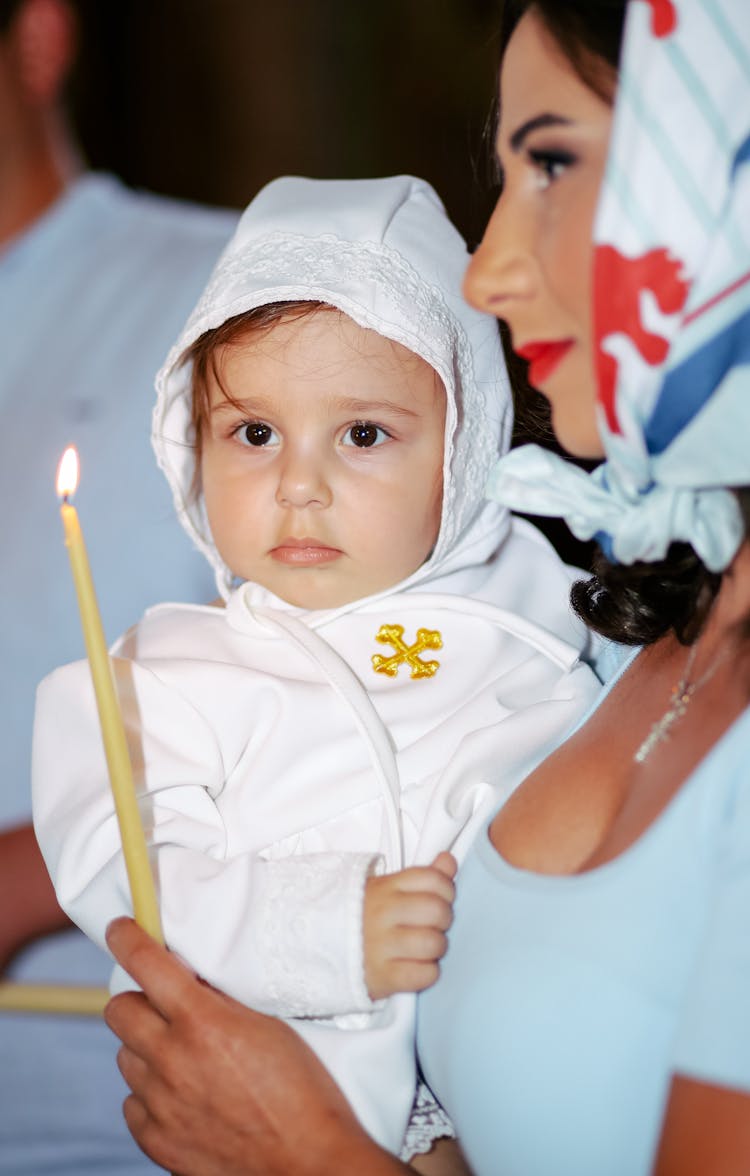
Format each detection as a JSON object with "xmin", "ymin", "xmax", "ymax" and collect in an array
[
  {"xmin": 732, "ymin": 131, "xmax": 750, "ymax": 178},
  {"xmin": 646, "ymin": 305, "xmax": 750, "ymax": 454}
]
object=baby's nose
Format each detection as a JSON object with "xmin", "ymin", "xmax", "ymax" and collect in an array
[{"xmin": 275, "ymin": 449, "xmax": 333, "ymax": 509}]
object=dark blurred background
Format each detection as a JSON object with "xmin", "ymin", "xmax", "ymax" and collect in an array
[
  {"xmin": 70, "ymin": 0, "xmax": 502, "ymax": 249},
  {"xmin": 68, "ymin": 0, "xmax": 590, "ymax": 568}
]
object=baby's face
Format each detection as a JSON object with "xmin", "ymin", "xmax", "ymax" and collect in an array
[{"xmin": 200, "ymin": 309, "xmax": 445, "ymax": 608}]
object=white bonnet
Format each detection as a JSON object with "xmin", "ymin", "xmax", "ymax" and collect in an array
[{"xmin": 153, "ymin": 175, "xmax": 512, "ymax": 598}]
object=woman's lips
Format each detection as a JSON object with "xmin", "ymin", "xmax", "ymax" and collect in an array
[
  {"xmin": 515, "ymin": 339, "xmax": 574, "ymax": 388},
  {"xmin": 270, "ymin": 539, "xmax": 342, "ymax": 566}
]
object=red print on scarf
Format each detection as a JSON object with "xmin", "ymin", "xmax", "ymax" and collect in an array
[
  {"xmin": 593, "ymin": 244, "xmax": 689, "ymax": 432},
  {"xmin": 637, "ymin": 0, "xmax": 677, "ymax": 37}
]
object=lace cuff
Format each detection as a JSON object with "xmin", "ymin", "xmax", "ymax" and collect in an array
[
  {"xmin": 400, "ymin": 1081, "xmax": 456, "ymax": 1160},
  {"xmin": 253, "ymin": 850, "xmax": 381, "ymax": 1017}
]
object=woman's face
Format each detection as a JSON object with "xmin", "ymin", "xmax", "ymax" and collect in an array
[{"xmin": 463, "ymin": 8, "xmax": 614, "ymax": 458}]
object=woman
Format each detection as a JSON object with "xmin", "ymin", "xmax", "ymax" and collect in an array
[{"xmin": 103, "ymin": 1, "xmax": 750, "ymax": 1173}]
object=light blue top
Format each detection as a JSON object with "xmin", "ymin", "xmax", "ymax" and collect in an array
[
  {"xmin": 418, "ymin": 655, "xmax": 750, "ymax": 1176},
  {"xmin": 0, "ymin": 174, "xmax": 236, "ymax": 1174}
]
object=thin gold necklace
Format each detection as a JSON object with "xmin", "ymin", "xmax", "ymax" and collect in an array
[{"xmin": 633, "ymin": 638, "xmax": 731, "ymax": 765}]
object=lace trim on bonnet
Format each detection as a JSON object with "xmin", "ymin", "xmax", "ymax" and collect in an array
[{"xmin": 153, "ymin": 232, "xmax": 495, "ymax": 599}]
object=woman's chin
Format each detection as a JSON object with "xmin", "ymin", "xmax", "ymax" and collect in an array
[{"xmin": 550, "ymin": 405, "xmax": 605, "ymax": 461}]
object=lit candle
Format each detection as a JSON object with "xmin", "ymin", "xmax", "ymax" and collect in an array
[{"xmin": 56, "ymin": 446, "xmax": 163, "ymax": 943}]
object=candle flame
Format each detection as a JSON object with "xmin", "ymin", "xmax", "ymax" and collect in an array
[{"xmin": 56, "ymin": 446, "xmax": 80, "ymax": 499}]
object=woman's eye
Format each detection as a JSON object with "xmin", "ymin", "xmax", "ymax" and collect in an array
[
  {"xmin": 528, "ymin": 149, "xmax": 575, "ymax": 190},
  {"xmin": 343, "ymin": 422, "xmax": 389, "ymax": 448},
  {"xmin": 236, "ymin": 421, "xmax": 277, "ymax": 447}
]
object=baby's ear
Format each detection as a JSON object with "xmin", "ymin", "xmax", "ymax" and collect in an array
[{"xmin": 12, "ymin": 0, "xmax": 77, "ymax": 107}]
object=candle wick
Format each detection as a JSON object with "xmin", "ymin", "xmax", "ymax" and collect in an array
[{"xmin": 62, "ymin": 493, "xmax": 70, "ymax": 504}]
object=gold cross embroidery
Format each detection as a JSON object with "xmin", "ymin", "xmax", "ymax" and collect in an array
[{"xmin": 371, "ymin": 623, "xmax": 442, "ymax": 680}]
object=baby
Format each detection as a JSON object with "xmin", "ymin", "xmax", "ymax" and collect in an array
[{"xmin": 33, "ymin": 175, "xmax": 600, "ymax": 1154}]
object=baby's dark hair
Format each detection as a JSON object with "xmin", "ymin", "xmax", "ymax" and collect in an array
[{"xmin": 185, "ymin": 300, "xmax": 327, "ymax": 490}]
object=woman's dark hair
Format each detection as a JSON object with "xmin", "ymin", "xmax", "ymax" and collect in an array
[
  {"xmin": 499, "ymin": 1, "xmax": 627, "ymax": 100},
  {"xmin": 571, "ymin": 493, "xmax": 750, "ymax": 647}
]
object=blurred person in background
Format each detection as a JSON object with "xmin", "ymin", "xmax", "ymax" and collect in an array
[{"xmin": 0, "ymin": 0, "xmax": 236, "ymax": 1170}]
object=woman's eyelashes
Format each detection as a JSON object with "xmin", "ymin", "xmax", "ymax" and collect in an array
[
  {"xmin": 493, "ymin": 142, "xmax": 576, "ymax": 193},
  {"xmin": 527, "ymin": 146, "xmax": 577, "ymax": 189}
]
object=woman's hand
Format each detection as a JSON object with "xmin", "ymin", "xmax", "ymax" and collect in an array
[
  {"xmin": 364, "ymin": 852, "xmax": 457, "ymax": 1000},
  {"xmin": 104, "ymin": 917, "xmax": 408, "ymax": 1176}
]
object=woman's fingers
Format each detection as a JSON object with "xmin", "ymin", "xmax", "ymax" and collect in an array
[
  {"xmin": 105, "ymin": 917, "xmax": 197, "ymax": 1022},
  {"xmin": 105, "ymin": 989, "xmax": 167, "ymax": 1063}
]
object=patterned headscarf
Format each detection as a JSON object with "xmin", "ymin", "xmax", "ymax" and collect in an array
[{"xmin": 488, "ymin": 0, "xmax": 750, "ymax": 572}]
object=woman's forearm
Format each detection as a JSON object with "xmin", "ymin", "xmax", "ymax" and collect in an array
[
  {"xmin": 0, "ymin": 823, "xmax": 71, "ymax": 971},
  {"xmin": 104, "ymin": 918, "xmax": 411, "ymax": 1176}
]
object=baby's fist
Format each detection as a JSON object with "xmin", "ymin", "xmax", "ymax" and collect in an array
[{"xmin": 363, "ymin": 852, "xmax": 457, "ymax": 1000}]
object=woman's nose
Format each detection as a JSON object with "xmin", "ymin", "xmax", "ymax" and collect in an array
[
  {"xmin": 275, "ymin": 446, "xmax": 333, "ymax": 509},
  {"xmin": 462, "ymin": 193, "xmax": 536, "ymax": 318}
]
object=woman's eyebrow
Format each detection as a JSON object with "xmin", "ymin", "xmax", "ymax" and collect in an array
[{"xmin": 509, "ymin": 112, "xmax": 572, "ymax": 152}]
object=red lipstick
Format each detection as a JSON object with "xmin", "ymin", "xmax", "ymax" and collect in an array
[{"xmin": 515, "ymin": 340, "xmax": 573, "ymax": 388}]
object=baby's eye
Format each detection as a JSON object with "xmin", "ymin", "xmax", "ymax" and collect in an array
[
  {"xmin": 236, "ymin": 421, "xmax": 278, "ymax": 447},
  {"xmin": 343, "ymin": 422, "xmax": 390, "ymax": 448},
  {"xmin": 528, "ymin": 148, "xmax": 575, "ymax": 190}
]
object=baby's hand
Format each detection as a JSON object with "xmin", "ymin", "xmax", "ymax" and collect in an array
[{"xmin": 363, "ymin": 852, "xmax": 457, "ymax": 1001}]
